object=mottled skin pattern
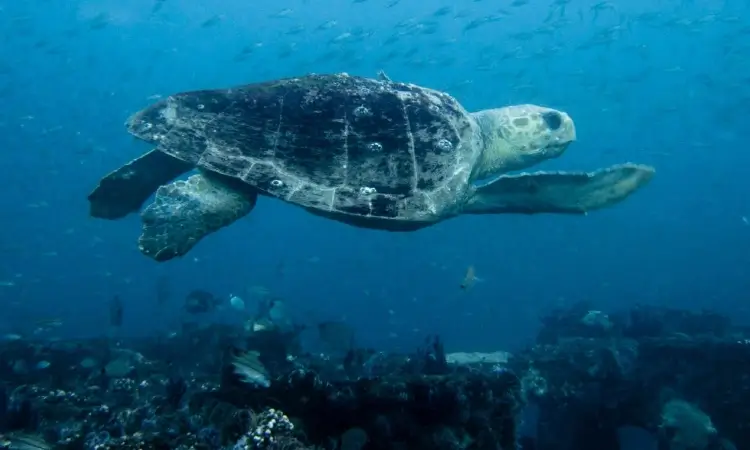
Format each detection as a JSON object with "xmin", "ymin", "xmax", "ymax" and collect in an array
[
  {"xmin": 138, "ymin": 172, "xmax": 257, "ymax": 261},
  {"xmin": 127, "ymin": 73, "xmax": 480, "ymax": 229}
]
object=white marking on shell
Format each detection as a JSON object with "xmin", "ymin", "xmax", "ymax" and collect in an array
[
  {"xmin": 159, "ymin": 98, "xmax": 178, "ymax": 125},
  {"xmin": 396, "ymin": 93, "xmax": 418, "ymax": 191},
  {"xmin": 436, "ymin": 139, "xmax": 452, "ymax": 151},
  {"xmin": 367, "ymin": 142, "xmax": 383, "ymax": 152},
  {"xmin": 396, "ymin": 91, "xmax": 414, "ymax": 101},
  {"xmin": 425, "ymin": 92, "xmax": 444, "ymax": 107},
  {"xmin": 328, "ymin": 187, "xmax": 337, "ymax": 210},
  {"xmin": 271, "ymin": 179, "xmax": 283, "ymax": 187},
  {"xmin": 270, "ymin": 96, "xmax": 285, "ymax": 157},
  {"xmin": 353, "ymin": 105, "xmax": 372, "ymax": 117},
  {"xmin": 240, "ymin": 162, "xmax": 257, "ymax": 180},
  {"xmin": 342, "ymin": 114, "xmax": 350, "ymax": 184},
  {"xmin": 285, "ymin": 183, "xmax": 301, "ymax": 201},
  {"xmin": 423, "ymin": 192, "xmax": 438, "ymax": 214}
]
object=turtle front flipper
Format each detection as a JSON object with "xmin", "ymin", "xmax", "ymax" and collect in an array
[
  {"xmin": 463, "ymin": 163, "xmax": 654, "ymax": 215},
  {"xmin": 88, "ymin": 150, "xmax": 193, "ymax": 219},
  {"xmin": 138, "ymin": 172, "xmax": 257, "ymax": 262}
]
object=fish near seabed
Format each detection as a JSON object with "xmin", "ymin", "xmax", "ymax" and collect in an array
[
  {"xmin": 3, "ymin": 433, "xmax": 51, "ymax": 450},
  {"xmin": 460, "ymin": 265, "xmax": 482, "ymax": 290},
  {"xmin": 229, "ymin": 294, "xmax": 245, "ymax": 311},
  {"xmin": 231, "ymin": 351, "xmax": 270, "ymax": 388}
]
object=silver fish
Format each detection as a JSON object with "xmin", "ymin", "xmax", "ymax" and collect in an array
[{"xmin": 232, "ymin": 351, "xmax": 270, "ymax": 388}]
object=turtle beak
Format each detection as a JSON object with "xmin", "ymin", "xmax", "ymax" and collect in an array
[
  {"xmin": 546, "ymin": 109, "xmax": 576, "ymax": 145},
  {"xmin": 562, "ymin": 111, "xmax": 576, "ymax": 143},
  {"xmin": 538, "ymin": 109, "xmax": 575, "ymax": 162}
]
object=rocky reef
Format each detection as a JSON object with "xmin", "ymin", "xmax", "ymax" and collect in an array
[
  {"xmin": 0, "ymin": 333, "xmax": 521, "ymax": 450},
  {"xmin": 1, "ymin": 304, "xmax": 749, "ymax": 450},
  {"xmin": 514, "ymin": 302, "xmax": 746, "ymax": 450}
]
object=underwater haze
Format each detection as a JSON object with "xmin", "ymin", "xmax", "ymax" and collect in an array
[{"xmin": 1, "ymin": 0, "xmax": 748, "ymax": 351}]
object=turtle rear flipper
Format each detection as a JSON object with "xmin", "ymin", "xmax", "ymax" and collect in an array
[
  {"xmin": 464, "ymin": 163, "xmax": 654, "ymax": 214},
  {"xmin": 138, "ymin": 172, "xmax": 258, "ymax": 262},
  {"xmin": 88, "ymin": 150, "xmax": 193, "ymax": 219}
]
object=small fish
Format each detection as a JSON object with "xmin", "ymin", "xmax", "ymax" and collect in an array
[
  {"xmin": 232, "ymin": 351, "xmax": 270, "ymax": 388},
  {"xmin": 151, "ymin": 0, "xmax": 166, "ymax": 14},
  {"xmin": 229, "ymin": 295, "xmax": 245, "ymax": 311},
  {"xmin": 460, "ymin": 265, "xmax": 482, "ymax": 290},
  {"xmin": 33, "ymin": 318, "xmax": 63, "ymax": 334},
  {"xmin": 3, "ymin": 433, "xmax": 51, "ymax": 450},
  {"xmin": 79, "ymin": 357, "xmax": 98, "ymax": 369},
  {"xmin": 2, "ymin": 333, "xmax": 22, "ymax": 341},
  {"xmin": 87, "ymin": 13, "xmax": 109, "ymax": 30},
  {"xmin": 285, "ymin": 25, "xmax": 305, "ymax": 35},
  {"xmin": 432, "ymin": 6, "xmax": 453, "ymax": 16},
  {"xmin": 316, "ymin": 20, "xmax": 337, "ymax": 30},
  {"xmin": 104, "ymin": 358, "xmax": 134, "ymax": 378},
  {"xmin": 200, "ymin": 15, "xmax": 222, "ymax": 28},
  {"xmin": 35, "ymin": 360, "xmax": 51, "ymax": 370},
  {"xmin": 35, "ymin": 318, "xmax": 63, "ymax": 328},
  {"xmin": 269, "ymin": 8, "xmax": 293, "ymax": 19},
  {"xmin": 247, "ymin": 318, "xmax": 274, "ymax": 333}
]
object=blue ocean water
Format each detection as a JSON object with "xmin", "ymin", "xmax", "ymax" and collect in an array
[{"xmin": 1, "ymin": 0, "xmax": 747, "ymax": 353}]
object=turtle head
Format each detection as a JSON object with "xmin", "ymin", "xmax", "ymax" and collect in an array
[{"xmin": 470, "ymin": 104, "xmax": 576, "ymax": 182}]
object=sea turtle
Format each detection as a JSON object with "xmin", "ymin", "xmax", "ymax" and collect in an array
[{"xmin": 87, "ymin": 72, "xmax": 654, "ymax": 262}]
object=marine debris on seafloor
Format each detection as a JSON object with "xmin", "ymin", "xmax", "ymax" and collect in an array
[{"xmin": 0, "ymin": 303, "xmax": 748, "ymax": 450}]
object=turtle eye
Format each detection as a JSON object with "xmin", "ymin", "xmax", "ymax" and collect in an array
[{"xmin": 542, "ymin": 111, "xmax": 562, "ymax": 131}]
